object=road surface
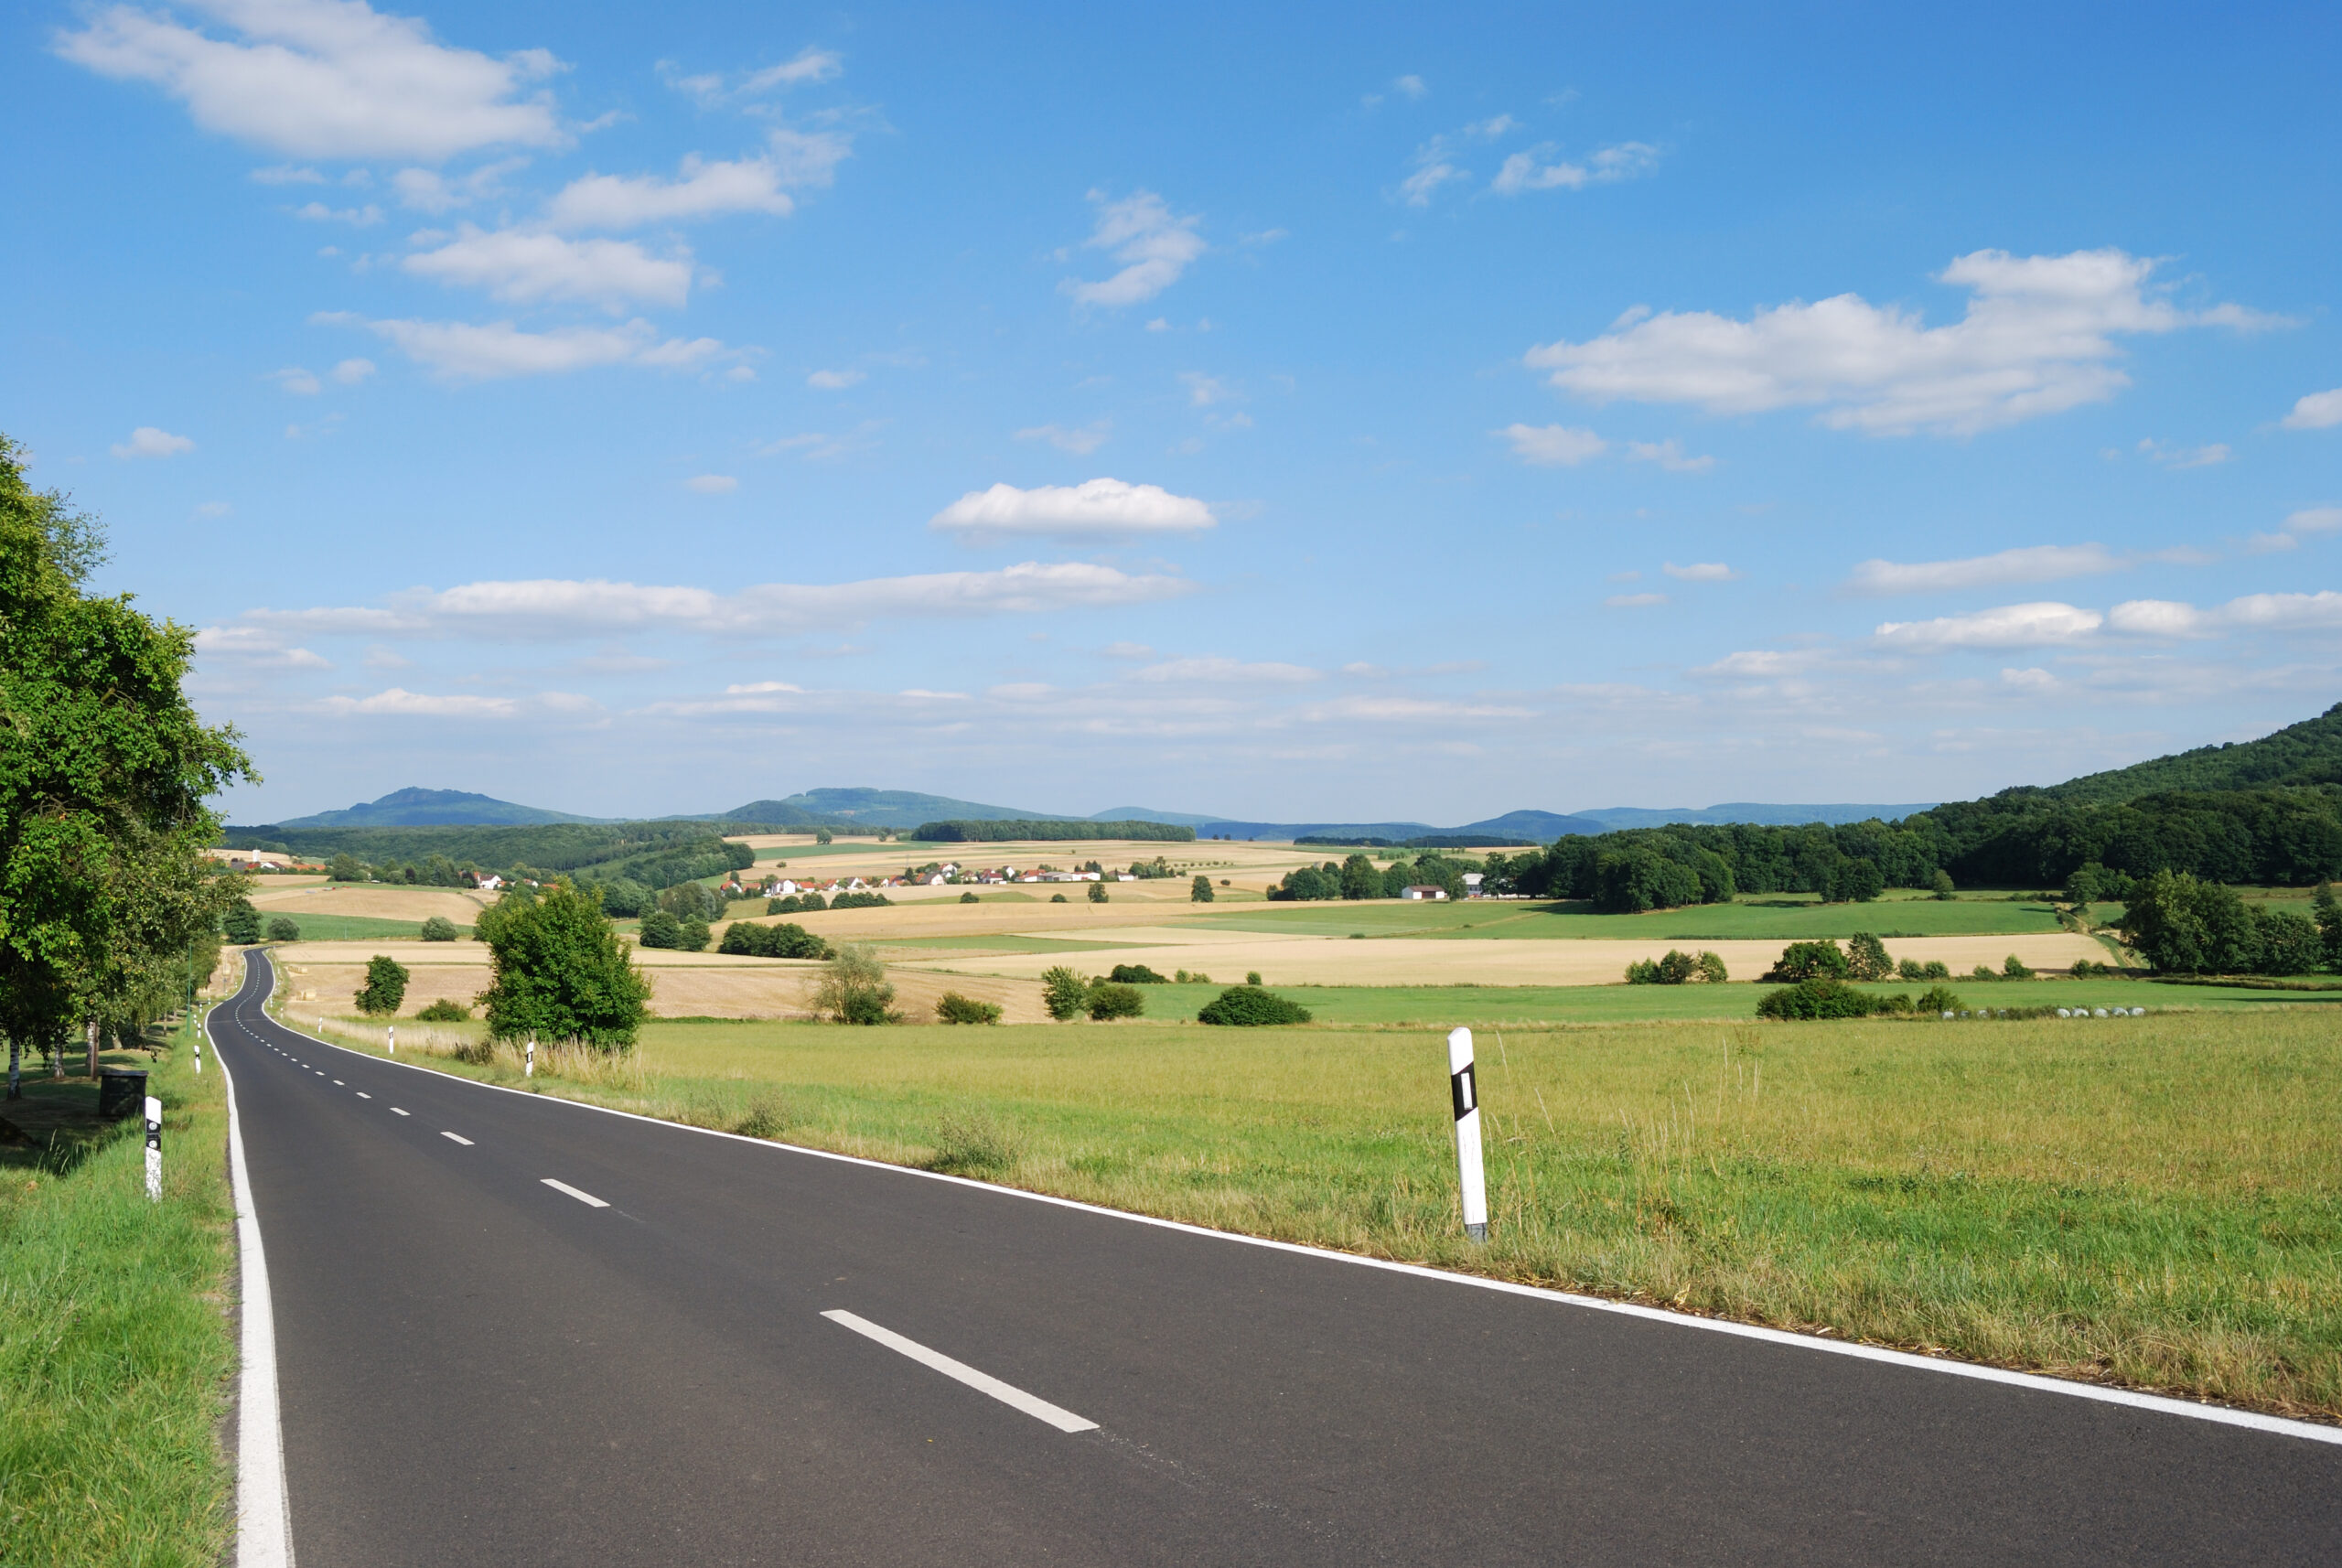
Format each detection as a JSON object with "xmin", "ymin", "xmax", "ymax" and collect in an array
[{"xmin": 210, "ymin": 951, "xmax": 2340, "ymax": 1565}]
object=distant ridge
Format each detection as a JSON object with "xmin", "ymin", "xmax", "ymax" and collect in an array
[
  {"xmin": 697, "ymin": 788, "xmax": 1060, "ymax": 830},
  {"xmin": 1571, "ymin": 802, "xmax": 1940, "ymax": 831},
  {"xmin": 268, "ymin": 787, "xmax": 606, "ymax": 829},
  {"xmin": 2036, "ymin": 701, "xmax": 2342, "ymax": 804}
]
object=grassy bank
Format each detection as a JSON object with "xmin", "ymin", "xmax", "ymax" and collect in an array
[
  {"xmin": 296, "ymin": 1001, "xmax": 2342, "ymax": 1422},
  {"xmin": 0, "ymin": 1012, "xmax": 234, "ymax": 1565}
]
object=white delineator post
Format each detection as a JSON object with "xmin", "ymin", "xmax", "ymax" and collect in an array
[
  {"xmin": 191, "ymin": 1018, "xmax": 202, "ymax": 1075},
  {"xmin": 526, "ymin": 1036, "xmax": 535, "ymax": 1078},
  {"xmin": 1447, "ymin": 1026, "xmax": 1488, "ymax": 1241},
  {"xmin": 386, "ymin": 1025, "xmax": 395, "ymax": 1056},
  {"xmin": 145, "ymin": 1095, "xmax": 163, "ymax": 1201}
]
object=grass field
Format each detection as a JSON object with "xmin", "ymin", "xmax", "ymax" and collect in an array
[
  {"xmin": 1192, "ymin": 893, "xmax": 2093, "ymax": 941},
  {"xmin": 253, "ymin": 912, "xmax": 469, "ymax": 942},
  {"xmin": 0, "ymin": 1011, "xmax": 234, "ymax": 1565},
  {"xmin": 301, "ymin": 995, "xmax": 2342, "ymax": 1422}
]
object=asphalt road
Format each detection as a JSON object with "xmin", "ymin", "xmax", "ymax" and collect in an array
[{"xmin": 211, "ymin": 951, "xmax": 2341, "ymax": 1565}]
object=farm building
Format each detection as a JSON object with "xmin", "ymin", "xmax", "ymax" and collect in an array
[{"xmin": 1400, "ymin": 885, "xmax": 1449, "ymax": 901}]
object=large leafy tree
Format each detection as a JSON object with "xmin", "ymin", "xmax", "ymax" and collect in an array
[
  {"xmin": 0, "ymin": 436, "xmax": 252, "ymax": 1095},
  {"xmin": 476, "ymin": 881, "xmax": 650, "ymax": 1049}
]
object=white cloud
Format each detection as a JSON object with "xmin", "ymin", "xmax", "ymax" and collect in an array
[
  {"xmin": 195, "ymin": 500, "xmax": 232, "ymax": 518},
  {"xmin": 194, "ymin": 625, "xmax": 329, "ymax": 669},
  {"xmin": 1845, "ymin": 543, "xmax": 2123, "ymax": 596},
  {"xmin": 403, "ymin": 225, "xmax": 693, "ymax": 309},
  {"xmin": 1394, "ymin": 74, "xmax": 1427, "ymax": 99},
  {"xmin": 1874, "ymin": 601, "xmax": 2105, "ymax": 650},
  {"xmin": 1499, "ymin": 423, "xmax": 1606, "ymax": 466},
  {"xmin": 756, "ymin": 423, "xmax": 881, "ymax": 461},
  {"xmin": 1134, "ymin": 657, "xmax": 1320, "ymax": 683},
  {"xmin": 930, "ymin": 478, "xmax": 1216, "ymax": 543},
  {"xmin": 2138, "ymin": 437, "xmax": 2230, "ymax": 468},
  {"xmin": 251, "ymin": 164, "xmax": 322, "ymax": 184},
  {"xmin": 1662, "ymin": 562, "xmax": 1737, "ymax": 582},
  {"xmin": 806, "ymin": 368, "xmax": 865, "ymax": 389},
  {"xmin": 1525, "ymin": 249, "xmax": 2277, "ymax": 435},
  {"xmin": 248, "ymin": 562, "xmax": 1195, "ymax": 639},
  {"xmin": 2245, "ymin": 532, "xmax": 2297, "ymax": 554},
  {"xmin": 294, "ymin": 200, "xmax": 381, "ymax": 224},
  {"xmin": 1062, "ymin": 189, "xmax": 1206, "ymax": 307},
  {"xmin": 1693, "ymin": 649, "xmax": 1826, "ymax": 678},
  {"xmin": 1015, "ymin": 422, "xmax": 1112, "ymax": 455},
  {"xmin": 684, "ymin": 474, "xmax": 737, "ymax": 493},
  {"xmin": 545, "ymin": 146, "xmax": 826, "ymax": 231},
  {"xmin": 329, "ymin": 315, "xmax": 736, "ymax": 379},
  {"xmin": 2282, "ymin": 388, "xmax": 2342, "ymax": 431},
  {"xmin": 1491, "ymin": 140, "xmax": 1659, "ymax": 194},
  {"xmin": 1606, "ymin": 593, "xmax": 1667, "ymax": 607},
  {"xmin": 268, "ymin": 366, "xmax": 322, "ymax": 395},
  {"xmin": 331, "ymin": 357, "xmax": 375, "ymax": 385},
  {"xmin": 392, "ymin": 157, "xmax": 526, "ymax": 213},
  {"xmin": 317, "ymin": 687, "xmax": 538, "ymax": 718},
  {"xmin": 56, "ymin": 0, "xmax": 565, "ymax": 160},
  {"xmin": 1398, "ymin": 116, "xmax": 1521, "ymax": 206},
  {"xmin": 1399, "ymin": 161, "xmax": 1468, "ymax": 207},
  {"xmin": 663, "ymin": 47, "xmax": 842, "ymax": 105},
  {"xmin": 1624, "ymin": 438, "xmax": 1714, "ymax": 472},
  {"xmin": 1180, "ymin": 372, "xmax": 1231, "ymax": 407},
  {"xmin": 2286, "ymin": 507, "xmax": 2342, "ymax": 534},
  {"xmin": 2108, "ymin": 592, "xmax": 2342, "ymax": 638},
  {"xmin": 112, "ymin": 426, "xmax": 195, "ymax": 459}
]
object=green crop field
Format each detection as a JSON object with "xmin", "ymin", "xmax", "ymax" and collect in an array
[
  {"xmin": 260, "ymin": 912, "xmax": 467, "ymax": 942},
  {"xmin": 319, "ymin": 998, "xmax": 2342, "ymax": 1421},
  {"xmin": 1195, "ymin": 893, "xmax": 2090, "ymax": 941}
]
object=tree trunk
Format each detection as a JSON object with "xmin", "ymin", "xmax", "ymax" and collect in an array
[{"xmin": 86, "ymin": 1019, "xmax": 98, "ymax": 1078}]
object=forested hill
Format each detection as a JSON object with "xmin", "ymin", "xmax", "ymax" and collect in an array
[{"xmin": 2038, "ymin": 703, "xmax": 2342, "ymax": 803}]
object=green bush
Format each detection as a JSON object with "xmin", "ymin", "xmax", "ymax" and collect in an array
[
  {"xmin": 1196, "ymin": 985, "xmax": 1313, "ymax": 1026},
  {"xmin": 1971, "ymin": 963, "xmax": 1998, "ymax": 982},
  {"xmin": 935, "ymin": 991, "xmax": 1003, "ymax": 1025},
  {"xmin": 1049, "ymin": 893, "xmax": 1068, "ymax": 903},
  {"xmin": 419, "ymin": 915, "xmax": 458, "ymax": 941},
  {"xmin": 1040, "ymin": 965, "xmax": 1090, "ymax": 1020},
  {"xmin": 221, "ymin": 898, "xmax": 261, "ymax": 944},
  {"xmin": 637, "ymin": 908, "xmax": 682, "ymax": 949},
  {"xmin": 264, "ymin": 915, "xmax": 300, "ymax": 943},
  {"xmin": 1765, "ymin": 940, "xmax": 1850, "ymax": 982},
  {"xmin": 928, "ymin": 1107, "xmax": 1020, "ymax": 1174},
  {"xmin": 1174, "ymin": 968, "xmax": 1211, "ymax": 983},
  {"xmin": 354, "ymin": 954, "xmax": 410, "ymax": 1015},
  {"xmin": 414, "ymin": 998, "xmax": 470, "ymax": 1021},
  {"xmin": 1087, "ymin": 983, "xmax": 1144, "ymax": 1020},
  {"xmin": 960, "ymin": 891, "xmax": 980, "ymax": 904},
  {"xmin": 1245, "ymin": 971, "xmax": 1262, "ymax": 986},
  {"xmin": 1191, "ymin": 875, "xmax": 1214, "ymax": 903},
  {"xmin": 813, "ymin": 944, "xmax": 897, "ymax": 1025},
  {"xmin": 1108, "ymin": 963, "xmax": 1168, "ymax": 984},
  {"xmin": 1088, "ymin": 880, "xmax": 1110, "ymax": 904},
  {"xmin": 2003, "ymin": 953, "xmax": 2034, "ymax": 979},
  {"xmin": 1755, "ymin": 978, "xmax": 1909, "ymax": 1020},
  {"xmin": 716, "ymin": 919, "xmax": 831, "ymax": 960},
  {"xmin": 1846, "ymin": 932, "xmax": 1893, "ymax": 981},
  {"xmin": 1917, "ymin": 984, "xmax": 1964, "ymax": 1013},
  {"xmin": 831, "ymin": 890, "xmax": 892, "ymax": 910}
]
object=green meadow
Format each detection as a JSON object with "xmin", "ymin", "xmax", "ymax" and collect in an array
[
  {"xmin": 313, "ymin": 997, "xmax": 2342, "ymax": 1422},
  {"xmin": 1196, "ymin": 892, "xmax": 2099, "ymax": 940}
]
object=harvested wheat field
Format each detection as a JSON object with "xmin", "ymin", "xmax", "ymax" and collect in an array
[{"xmin": 248, "ymin": 881, "xmax": 491, "ymax": 924}]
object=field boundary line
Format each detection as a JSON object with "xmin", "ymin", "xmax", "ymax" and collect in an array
[
  {"xmin": 251, "ymin": 961, "xmax": 2342, "ymax": 1449},
  {"xmin": 209, "ymin": 992, "xmax": 298, "ymax": 1568}
]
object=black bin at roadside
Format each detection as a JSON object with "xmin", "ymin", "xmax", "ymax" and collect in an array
[{"xmin": 98, "ymin": 1068, "xmax": 148, "ymax": 1121}]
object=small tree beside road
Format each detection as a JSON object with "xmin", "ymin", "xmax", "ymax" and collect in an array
[
  {"xmin": 477, "ymin": 880, "xmax": 650, "ymax": 1049},
  {"xmin": 355, "ymin": 954, "xmax": 409, "ymax": 1015}
]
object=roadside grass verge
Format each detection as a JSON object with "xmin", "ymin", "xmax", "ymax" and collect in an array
[
  {"xmin": 298, "ymin": 1002, "xmax": 2342, "ymax": 1421},
  {"xmin": 0, "ymin": 1015, "xmax": 234, "ymax": 1566}
]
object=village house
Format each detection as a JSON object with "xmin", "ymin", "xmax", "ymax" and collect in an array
[{"xmin": 1400, "ymin": 885, "xmax": 1449, "ymax": 901}]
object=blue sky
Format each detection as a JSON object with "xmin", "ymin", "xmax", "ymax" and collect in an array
[{"xmin": 6, "ymin": 1, "xmax": 2338, "ymax": 824}]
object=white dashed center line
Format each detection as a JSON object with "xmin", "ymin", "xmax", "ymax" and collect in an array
[
  {"xmin": 357, "ymin": 1092, "xmax": 371, "ymax": 1099},
  {"xmin": 332, "ymin": 1079, "xmax": 343, "ymax": 1085},
  {"xmin": 441, "ymin": 1132, "xmax": 473, "ymax": 1145},
  {"xmin": 391, "ymin": 1108, "xmax": 410, "ymax": 1116},
  {"xmin": 542, "ymin": 1178, "xmax": 608, "ymax": 1208},
  {"xmin": 821, "ymin": 1310, "xmax": 1100, "ymax": 1434}
]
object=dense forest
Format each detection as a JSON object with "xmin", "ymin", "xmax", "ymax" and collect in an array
[{"xmin": 912, "ymin": 818, "xmax": 1195, "ymax": 843}]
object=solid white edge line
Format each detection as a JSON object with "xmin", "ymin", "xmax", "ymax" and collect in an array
[
  {"xmin": 822, "ymin": 1309, "xmax": 1098, "ymax": 1433},
  {"xmin": 247, "ymin": 959, "xmax": 2342, "ymax": 1449},
  {"xmin": 440, "ymin": 1132, "xmax": 474, "ymax": 1145},
  {"xmin": 542, "ymin": 1177, "xmax": 608, "ymax": 1208},
  {"xmin": 209, "ymin": 994, "xmax": 298, "ymax": 1568}
]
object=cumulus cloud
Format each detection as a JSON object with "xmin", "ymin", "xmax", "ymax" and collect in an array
[
  {"xmin": 332, "ymin": 357, "xmax": 375, "ymax": 384},
  {"xmin": 1062, "ymin": 189, "xmax": 1206, "ymax": 307},
  {"xmin": 1874, "ymin": 601, "xmax": 2106, "ymax": 650},
  {"xmin": 1134, "ymin": 656, "xmax": 1320, "ymax": 683},
  {"xmin": 1491, "ymin": 140, "xmax": 1659, "ymax": 194},
  {"xmin": 402, "ymin": 226, "xmax": 693, "ymax": 309},
  {"xmin": 1624, "ymin": 438, "xmax": 1714, "ymax": 472},
  {"xmin": 2282, "ymin": 388, "xmax": 2342, "ymax": 431},
  {"xmin": 55, "ymin": 0, "xmax": 565, "ymax": 160},
  {"xmin": 1662, "ymin": 562, "xmax": 1738, "ymax": 581},
  {"xmin": 1015, "ymin": 422, "xmax": 1112, "ymax": 455},
  {"xmin": 2108, "ymin": 592, "xmax": 2342, "ymax": 638},
  {"xmin": 2287, "ymin": 507, "xmax": 2342, "ymax": 535},
  {"xmin": 929, "ymin": 478, "xmax": 1216, "ymax": 543},
  {"xmin": 112, "ymin": 425, "xmax": 195, "ymax": 458},
  {"xmin": 325, "ymin": 314, "xmax": 736, "ymax": 379},
  {"xmin": 1499, "ymin": 423, "xmax": 1606, "ymax": 466},
  {"xmin": 1525, "ymin": 249, "xmax": 2278, "ymax": 435},
  {"xmin": 194, "ymin": 626, "xmax": 329, "ymax": 669},
  {"xmin": 246, "ymin": 562, "xmax": 1195, "ymax": 639},
  {"xmin": 545, "ymin": 145, "xmax": 837, "ymax": 230},
  {"xmin": 392, "ymin": 157, "xmax": 526, "ymax": 213},
  {"xmin": 1845, "ymin": 543, "xmax": 2124, "ymax": 596},
  {"xmin": 294, "ymin": 199, "xmax": 381, "ymax": 224},
  {"xmin": 2138, "ymin": 436, "xmax": 2230, "ymax": 468},
  {"xmin": 683, "ymin": 474, "xmax": 737, "ymax": 493},
  {"xmin": 316, "ymin": 687, "xmax": 553, "ymax": 719}
]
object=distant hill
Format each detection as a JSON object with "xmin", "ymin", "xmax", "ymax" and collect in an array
[
  {"xmin": 1088, "ymin": 806, "xmax": 1228, "ymax": 828},
  {"xmin": 1572, "ymin": 802, "xmax": 1939, "ymax": 830},
  {"xmin": 1181, "ymin": 811, "xmax": 1605, "ymax": 843},
  {"xmin": 269, "ymin": 788, "xmax": 605, "ymax": 829},
  {"xmin": 2040, "ymin": 703, "xmax": 2342, "ymax": 804},
  {"xmin": 704, "ymin": 788, "xmax": 1061, "ymax": 830}
]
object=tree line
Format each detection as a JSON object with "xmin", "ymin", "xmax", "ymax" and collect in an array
[{"xmin": 910, "ymin": 818, "xmax": 1197, "ymax": 843}]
